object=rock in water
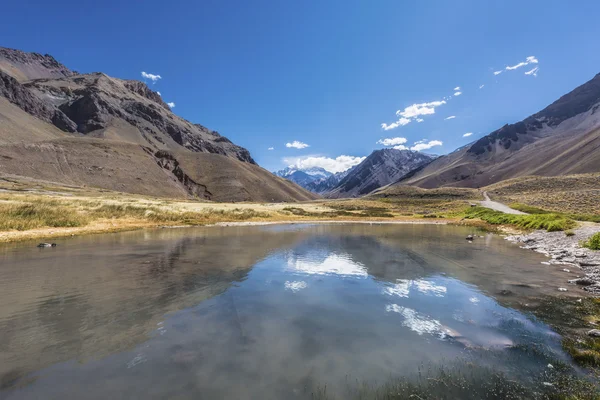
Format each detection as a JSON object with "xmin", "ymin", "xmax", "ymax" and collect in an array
[
  {"xmin": 569, "ymin": 277, "xmax": 596, "ymax": 286},
  {"xmin": 37, "ymin": 243, "xmax": 57, "ymax": 248},
  {"xmin": 588, "ymin": 329, "xmax": 600, "ymax": 337},
  {"xmin": 466, "ymin": 234, "xmax": 474, "ymax": 241}
]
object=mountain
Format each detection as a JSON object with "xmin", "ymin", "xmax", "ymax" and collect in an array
[
  {"xmin": 274, "ymin": 166, "xmax": 333, "ymax": 189},
  {"xmin": 326, "ymin": 149, "xmax": 435, "ymax": 198},
  {"xmin": 0, "ymin": 47, "xmax": 316, "ymax": 202},
  {"xmin": 397, "ymin": 72, "xmax": 600, "ymax": 189},
  {"xmin": 275, "ymin": 166, "xmax": 332, "ymax": 179},
  {"xmin": 305, "ymin": 168, "xmax": 354, "ymax": 194}
]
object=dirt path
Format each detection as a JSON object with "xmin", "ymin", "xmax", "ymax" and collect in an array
[{"xmin": 480, "ymin": 191, "xmax": 527, "ymax": 215}]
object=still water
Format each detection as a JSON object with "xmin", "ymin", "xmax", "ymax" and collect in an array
[{"xmin": 0, "ymin": 224, "xmax": 585, "ymax": 399}]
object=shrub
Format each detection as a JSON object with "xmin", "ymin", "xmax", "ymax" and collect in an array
[
  {"xmin": 464, "ymin": 207, "xmax": 576, "ymax": 232},
  {"xmin": 582, "ymin": 232, "xmax": 600, "ymax": 250},
  {"xmin": 565, "ymin": 230, "xmax": 575, "ymax": 237}
]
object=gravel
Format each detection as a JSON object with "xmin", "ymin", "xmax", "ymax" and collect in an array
[{"xmin": 506, "ymin": 224, "xmax": 600, "ymax": 294}]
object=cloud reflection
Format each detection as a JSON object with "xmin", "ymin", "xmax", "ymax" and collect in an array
[
  {"xmin": 287, "ymin": 253, "xmax": 367, "ymax": 277},
  {"xmin": 384, "ymin": 279, "xmax": 447, "ymax": 298},
  {"xmin": 386, "ymin": 304, "xmax": 448, "ymax": 338},
  {"xmin": 284, "ymin": 281, "xmax": 307, "ymax": 292}
]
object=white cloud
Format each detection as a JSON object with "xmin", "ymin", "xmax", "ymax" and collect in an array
[
  {"xmin": 463, "ymin": 132, "xmax": 473, "ymax": 137},
  {"xmin": 381, "ymin": 117, "xmax": 411, "ymax": 130},
  {"xmin": 478, "ymin": 84, "xmax": 485, "ymax": 89},
  {"xmin": 286, "ymin": 141, "xmax": 309, "ymax": 149},
  {"xmin": 525, "ymin": 66, "xmax": 539, "ymax": 77},
  {"xmin": 453, "ymin": 86, "xmax": 461, "ymax": 91},
  {"xmin": 382, "ymin": 100, "xmax": 447, "ymax": 131},
  {"xmin": 378, "ymin": 137, "xmax": 442, "ymax": 152},
  {"xmin": 410, "ymin": 140, "xmax": 443, "ymax": 151},
  {"xmin": 454, "ymin": 91, "xmax": 462, "ymax": 96},
  {"xmin": 268, "ymin": 147, "xmax": 274, "ymax": 150},
  {"xmin": 377, "ymin": 137, "xmax": 407, "ymax": 146},
  {"xmin": 506, "ymin": 55, "xmax": 539, "ymax": 71},
  {"xmin": 283, "ymin": 155, "xmax": 365, "ymax": 174},
  {"xmin": 397, "ymin": 100, "xmax": 446, "ymax": 119},
  {"xmin": 526, "ymin": 56, "xmax": 539, "ymax": 64},
  {"xmin": 444, "ymin": 116, "xmax": 456, "ymax": 120},
  {"xmin": 167, "ymin": 102, "xmax": 175, "ymax": 108},
  {"xmin": 506, "ymin": 61, "xmax": 528, "ymax": 71},
  {"xmin": 494, "ymin": 70, "xmax": 503, "ymax": 76},
  {"xmin": 141, "ymin": 71, "xmax": 162, "ymax": 82},
  {"xmin": 157, "ymin": 91, "xmax": 161, "ymax": 96}
]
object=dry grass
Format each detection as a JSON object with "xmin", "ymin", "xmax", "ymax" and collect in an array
[
  {"xmin": 0, "ymin": 189, "xmax": 462, "ymax": 242},
  {"xmin": 485, "ymin": 173, "xmax": 600, "ymax": 215}
]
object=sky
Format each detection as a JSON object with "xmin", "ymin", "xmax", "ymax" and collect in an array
[{"xmin": 3, "ymin": 0, "xmax": 600, "ymax": 173}]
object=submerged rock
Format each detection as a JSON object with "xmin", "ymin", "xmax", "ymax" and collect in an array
[
  {"xmin": 37, "ymin": 243, "xmax": 57, "ymax": 248},
  {"xmin": 587, "ymin": 329, "xmax": 600, "ymax": 337},
  {"xmin": 569, "ymin": 277, "xmax": 596, "ymax": 286}
]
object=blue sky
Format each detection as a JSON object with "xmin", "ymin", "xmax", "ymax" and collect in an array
[{"xmin": 3, "ymin": 0, "xmax": 600, "ymax": 173}]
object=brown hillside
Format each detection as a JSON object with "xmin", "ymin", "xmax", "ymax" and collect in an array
[
  {"xmin": 0, "ymin": 47, "xmax": 316, "ymax": 202},
  {"xmin": 398, "ymin": 73, "xmax": 600, "ymax": 189}
]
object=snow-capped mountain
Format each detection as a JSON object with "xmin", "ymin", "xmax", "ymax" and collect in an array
[
  {"xmin": 305, "ymin": 168, "xmax": 354, "ymax": 194},
  {"xmin": 274, "ymin": 166, "xmax": 334, "ymax": 189},
  {"xmin": 275, "ymin": 166, "xmax": 332, "ymax": 179}
]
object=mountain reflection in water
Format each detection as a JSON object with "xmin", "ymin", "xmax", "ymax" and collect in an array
[{"xmin": 0, "ymin": 224, "xmax": 582, "ymax": 399}]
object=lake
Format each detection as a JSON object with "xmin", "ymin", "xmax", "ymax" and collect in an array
[{"xmin": 0, "ymin": 224, "xmax": 588, "ymax": 399}]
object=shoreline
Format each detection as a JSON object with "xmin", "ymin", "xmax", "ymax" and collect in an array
[
  {"xmin": 0, "ymin": 218, "xmax": 452, "ymax": 244},
  {"xmin": 210, "ymin": 219, "xmax": 449, "ymax": 227},
  {"xmin": 506, "ymin": 223, "xmax": 600, "ymax": 294}
]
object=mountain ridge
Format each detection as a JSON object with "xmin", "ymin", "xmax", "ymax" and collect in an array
[
  {"xmin": 0, "ymin": 46, "xmax": 316, "ymax": 202},
  {"xmin": 326, "ymin": 149, "xmax": 435, "ymax": 198},
  {"xmin": 395, "ymin": 72, "xmax": 600, "ymax": 189}
]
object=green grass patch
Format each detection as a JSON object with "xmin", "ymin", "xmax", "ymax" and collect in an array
[
  {"xmin": 582, "ymin": 232, "xmax": 600, "ymax": 250},
  {"xmin": 510, "ymin": 203, "xmax": 600, "ymax": 223},
  {"xmin": 464, "ymin": 207, "xmax": 576, "ymax": 232}
]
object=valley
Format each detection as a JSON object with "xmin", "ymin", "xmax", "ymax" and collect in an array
[{"xmin": 1, "ymin": 41, "xmax": 600, "ymax": 400}]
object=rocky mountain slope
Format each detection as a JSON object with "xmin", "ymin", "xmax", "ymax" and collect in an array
[
  {"xmin": 274, "ymin": 166, "xmax": 332, "ymax": 188},
  {"xmin": 0, "ymin": 47, "xmax": 316, "ymax": 202},
  {"xmin": 397, "ymin": 72, "xmax": 600, "ymax": 189},
  {"xmin": 326, "ymin": 149, "xmax": 435, "ymax": 198},
  {"xmin": 305, "ymin": 169, "xmax": 354, "ymax": 194}
]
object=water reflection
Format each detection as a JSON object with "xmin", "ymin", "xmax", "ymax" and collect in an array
[
  {"xmin": 286, "ymin": 252, "xmax": 367, "ymax": 277},
  {"xmin": 0, "ymin": 224, "xmax": 582, "ymax": 399}
]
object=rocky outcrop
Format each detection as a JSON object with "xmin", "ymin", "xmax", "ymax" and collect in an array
[
  {"xmin": 154, "ymin": 150, "xmax": 213, "ymax": 199},
  {"xmin": 0, "ymin": 70, "xmax": 76, "ymax": 132},
  {"xmin": 0, "ymin": 47, "xmax": 256, "ymax": 164},
  {"xmin": 0, "ymin": 47, "xmax": 75, "ymax": 81},
  {"xmin": 123, "ymin": 80, "xmax": 170, "ymax": 110}
]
